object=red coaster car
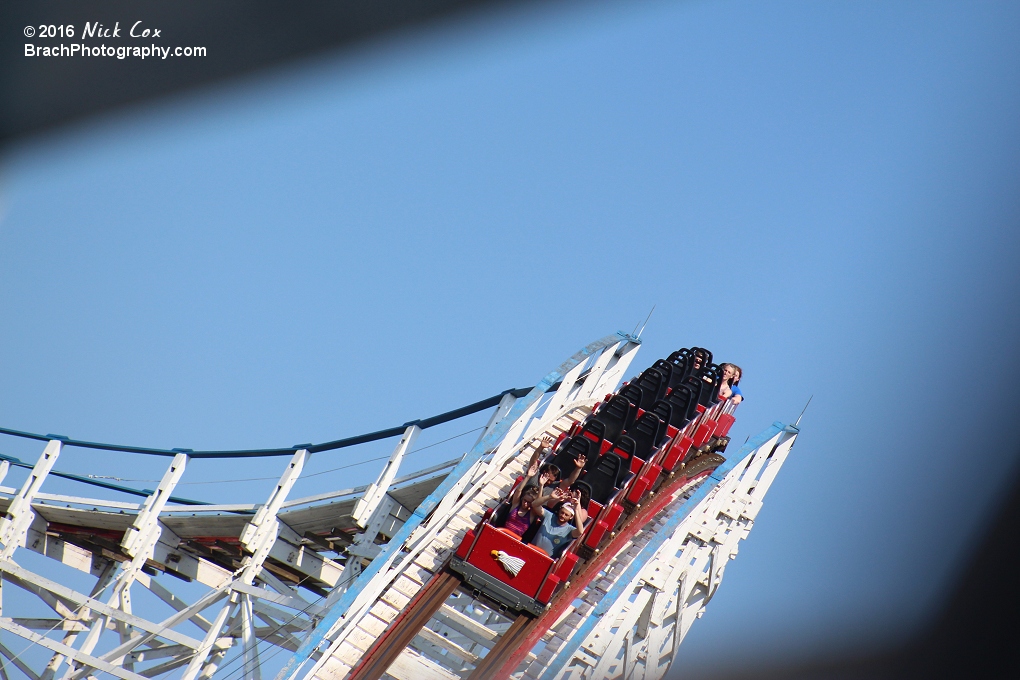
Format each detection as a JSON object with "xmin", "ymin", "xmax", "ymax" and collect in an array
[{"xmin": 450, "ymin": 523, "xmax": 577, "ymax": 616}]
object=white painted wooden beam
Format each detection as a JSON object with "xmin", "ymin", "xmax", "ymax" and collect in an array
[
  {"xmin": 184, "ymin": 449, "xmax": 309, "ymax": 680},
  {"xmin": 239, "ymin": 449, "xmax": 309, "ymax": 585},
  {"xmin": 0, "ymin": 440, "xmax": 61, "ymax": 560},
  {"xmin": 65, "ymin": 585, "xmax": 230, "ymax": 680},
  {"xmin": 121, "ymin": 453, "xmax": 187, "ymax": 559},
  {"xmin": 473, "ymin": 392, "xmax": 517, "ymax": 448},
  {"xmin": 352, "ymin": 426, "xmax": 420, "ymax": 530},
  {"xmin": 0, "ymin": 618, "xmax": 146, "ymax": 680}
]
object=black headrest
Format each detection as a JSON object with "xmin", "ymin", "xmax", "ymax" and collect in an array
[
  {"xmin": 580, "ymin": 453, "xmax": 623, "ymax": 505},
  {"xmin": 649, "ymin": 400, "xmax": 673, "ymax": 428},
  {"xmin": 665, "ymin": 386, "xmax": 695, "ymax": 426},
  {"xmin": 592, "ymin": 395, "xmax": 635, "ymax": 443},
  {"xmin": 619, "ymin": 383, "xmax": 644, "ymax": 410},
  {"xmin": 651, "ymin": 359, "xmax": 673, "ymax": 389},
  {"xmin": 633, "ymin": 367, "xmax": 665, "ymax": 407},
  {"xmin": 551, "ymin": 436, "xmax": 593, "ymax": 477},
  {"xmin": 628, "ymin": 412, "xmax": 665, "ymax": 459}
]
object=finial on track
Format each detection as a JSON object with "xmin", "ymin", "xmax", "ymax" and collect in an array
[
  {"xmin": 794, "ymin": 395, "xmax": 813, "ymax": 428},
  {"xmin": 635, "ymin": 304, "xmax": 656, "ymax": 339}
]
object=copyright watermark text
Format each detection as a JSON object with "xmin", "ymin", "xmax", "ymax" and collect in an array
[{"xmin": 22, "ymin": 21, "xmax": 206, "ymax": 60}]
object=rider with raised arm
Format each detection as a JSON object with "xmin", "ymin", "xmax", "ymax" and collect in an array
[{"xmin": 526, "ymin": 487, "xmax": 586, "ymax": 558}]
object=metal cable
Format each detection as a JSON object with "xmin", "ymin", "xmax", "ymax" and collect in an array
[{"xmin": 0, "ymin": 387, "xmax": 536, "ymax": 459}]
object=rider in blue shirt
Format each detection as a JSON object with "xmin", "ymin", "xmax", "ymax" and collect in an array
[
  {"xmin": 528, "ymin": 487, "xmax": 585, "ymax": 558},
  {"xmin": 720, "ymin": 364, "xmax": 744, "ymax": 404}
]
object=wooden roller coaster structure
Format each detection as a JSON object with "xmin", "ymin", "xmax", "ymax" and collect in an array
[{"xmin": 0, "ymin": 332, "xmax": 798, "ymax": 680}]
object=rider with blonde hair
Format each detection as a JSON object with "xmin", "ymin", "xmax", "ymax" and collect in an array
[{"xmin": 718, "ymin": 363, "xmax": 744, "ymax": 404}]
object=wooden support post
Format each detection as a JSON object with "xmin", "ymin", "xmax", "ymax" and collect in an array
[{"xmin": 0, "ymin": 440, "xmax": 61, "ymax": 560}]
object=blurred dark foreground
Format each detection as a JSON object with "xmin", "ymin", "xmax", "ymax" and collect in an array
[
  {"xmin": 1, "ymin": 0, "xmax": 528, "ymax": 145},
  {"xmin": 692, "ymin": 467, "xmax": 1020, "ymax": 680}
]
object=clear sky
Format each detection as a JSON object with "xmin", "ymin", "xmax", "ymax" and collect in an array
[{"xmin": 1, "ymin": 0, "xmax": 1019, "ymax": 677}]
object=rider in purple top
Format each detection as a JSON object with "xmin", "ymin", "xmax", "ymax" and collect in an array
[{"xmin": 502, "ymin": 485, "xmax": 538, "ymax": 535}]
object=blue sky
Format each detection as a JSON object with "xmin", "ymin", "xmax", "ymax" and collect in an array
[{"xmin": 1, "ymin": 0, "xmax": 1019, "ymax": 676}]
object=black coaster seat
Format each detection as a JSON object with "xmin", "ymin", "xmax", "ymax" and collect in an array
[
  {"xmin": 665, "ymin": 349, "xmax": 691, "ymax": 389},
  {"xmin": 607, "ymin": 435, "xmax": 638, "ymax": 486},
  {"xmin": 698, "ymin": 364, "xmax": 721, "ymax": 407},
  {"xmin": 627, "ymin": 412, "xmax": 667, "ymax": 461},
  {"xmin": 578, "ymin": 418, "xmax": 605, "ymax": 444},
  {"xmin": 681, "ymin": 376, "xmax": 704, "ymax": 414},
  {"xmin": 550, "ymin": 436, "xmax": 594, "ymax": 480},
  {"xmin": 590, "ymin": 394, "xmax": 635, "ymax": 444},
  {"xmin": 648, "ymin": 400, "xmax": 674, "ymax": 434},
  {"xmin": 650, "ymin": 359, "xmax": 674, "ymax": 394},
  {"xmin": 665, "ymin": 386, "xmax": 696, "ymax": 428},
  {"xmin": 579, "ymin": 452, "xmax": 623, "ymax": 505},
  {"xmin": 632, "ymin": 368, "xmax": 665, "ymax": 409},
  {"xmin": 618, "ymin": 383, "xmax": 645, "ymax": 411}
]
